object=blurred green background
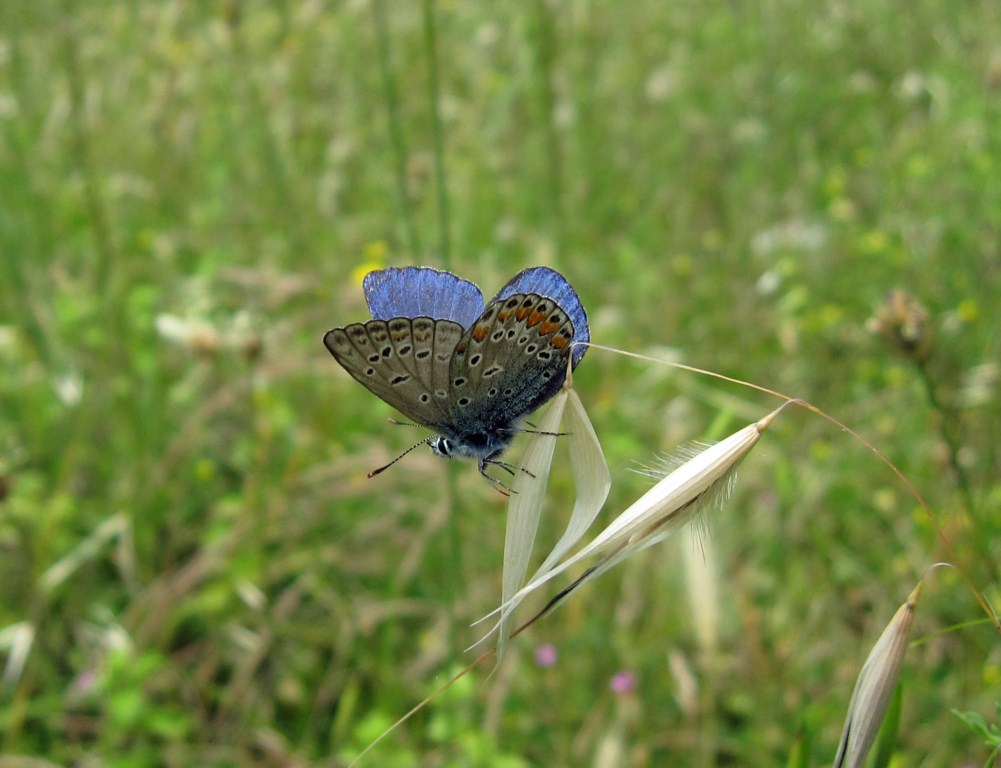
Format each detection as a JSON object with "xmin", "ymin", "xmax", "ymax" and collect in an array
[{"xmin": 1, "ymin": 1, "xmax": 999, "ymax": 765}]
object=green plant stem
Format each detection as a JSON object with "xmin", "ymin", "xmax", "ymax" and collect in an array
[
  {"xmin": 372, "ymin": 0, "xmax": 422, "ymax": 260},
  {"xmin": 530, "ymin": 0, "xmax": 565, "ymax": 261},
  {"xmin": 60, "ymin": 10, "xmax": 115, "ymax": 293},
  {"xmin": 444, "ymin": 462, "xmax": 464, "ymax": 651},
  {"xmin": 421, "ymin": 0, "xmax": 461, "ymax": 647},
  {"xmin": 914, "ymin": 361, "xmax": 978, "ymax": 524},
  {"xmin": 227, "ymin": 5, "xmax": 307, "ymax": 261},
  {"xmin": 421, "ymin": 0, "xmax": 450, "ymax": 268}
]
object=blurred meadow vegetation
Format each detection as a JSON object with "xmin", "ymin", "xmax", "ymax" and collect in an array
[{"xmin": 1, "ymin": 0, "xmax": 1000, "ymax": 766}]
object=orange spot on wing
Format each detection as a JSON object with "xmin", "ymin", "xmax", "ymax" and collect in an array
[
  {"xmin": 550, "ymin": 335, "xmax": 569, "ymax": 349},
  {"xmin": 516, "ymin": 306, "xmax": 532, "ymax": 321},
  {"xmin": 472, "ymin": 324, "xmax": 490, "ymax": 342},
  {"xmin": 528, "ymin": 310, "xmax": 546, "ymax": 327},
  {"xmin": 539, "ymin": 321, "xmax": 561, "ymax": 335}
]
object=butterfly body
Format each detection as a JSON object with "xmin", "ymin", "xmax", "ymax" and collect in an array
[{"xmin": 324, "ymin": 267, "xmax": 588, "ymax": 486}]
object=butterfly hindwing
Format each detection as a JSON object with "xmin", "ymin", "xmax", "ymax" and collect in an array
[
  {"xmin": 364, "ymin": 267, "xmax": 484, "ymax": 327},
  {"xmin": 448, "ymin": 292, "xmax": 575, "ymax": 433},
  {"xmin": 490, "ymin": 267, "xmax": 589, "ymax": 367}
]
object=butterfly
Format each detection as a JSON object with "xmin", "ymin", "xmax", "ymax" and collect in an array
[{"xmin": 323, "ymin": 266, "xmax": 589, "ymax": 489}]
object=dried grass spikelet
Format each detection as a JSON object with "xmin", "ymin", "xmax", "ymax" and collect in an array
[
  {"xmin": 832, "ymin": 583, "xmax": 922, "ymax": 768},
  {"xmin": 479, "ymin": 404, "xmax": 783, "ymax": 645}
]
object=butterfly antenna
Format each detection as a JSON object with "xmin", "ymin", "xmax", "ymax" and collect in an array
[
  {"xmin": 368, "ymin": 438, "xmax": 430, "ymax": 478},
  {"xmin": 387, "ymin": 417, "xmax": 422, "ymax": 428}
]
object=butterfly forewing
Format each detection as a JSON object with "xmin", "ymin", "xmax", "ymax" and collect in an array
[
  {"xmin": 448, "ymin": 293, "xmax": 575, "ymax": 432},
  {"xmin": 324, "ymin": 318, "xmax": 462, "ymax": 429},
  {"xmin": 428, "ymin": 319, "xmax": 463, "ymax": 405}
]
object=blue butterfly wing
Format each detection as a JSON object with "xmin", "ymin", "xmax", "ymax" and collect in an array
[
  {"xmin": 364, "ymin": 267, "xmax": 484, "ymax": 328},
  {"xmin": 488, "ymin": 267, "xmax": 589, "ymax": 367}
]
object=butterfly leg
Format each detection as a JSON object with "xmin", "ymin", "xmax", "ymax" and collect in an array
[
  {"xmin": 477, "ymin": 459, "xmax": 515, "ymax": 496},
  {"xmin": 522, "ymin": 421, "xmax": 568, "ymax": 438},
  {"xmin": 487, "ymin": 458, "xmax": 535, "ymax": 478},
  {"xmin": 476, "ymin": 450, "xmax": 540, "ymax": 494}
]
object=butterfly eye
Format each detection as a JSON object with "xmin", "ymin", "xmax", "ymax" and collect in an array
[{"xmin": 428, "ymin": 436, "xmax": 452, "ymax": 457}]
